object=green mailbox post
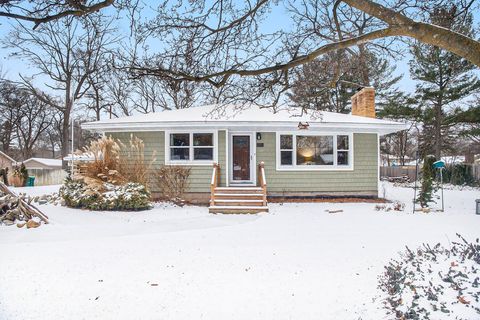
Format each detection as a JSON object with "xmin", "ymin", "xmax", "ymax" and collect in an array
[{"xmin": 433, "ymin": 160, "xmax": 445, "ymax": 212}]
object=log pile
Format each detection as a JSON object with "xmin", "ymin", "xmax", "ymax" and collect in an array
[{"xmin": 0, "ymin": 182, "xmax": 49, "ymax": 227}]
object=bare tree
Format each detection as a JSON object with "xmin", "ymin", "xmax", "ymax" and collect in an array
[
  {"xmin": 15, "ymin": 92, "xmax": 53, "ymax": 159},
  {"xmin": 0, "ymin": 80, "xmax": 23, "ymax": 152},
  {"xmin": 5, "ymin": 14, "xmax": 119, "ymax": 157},
  {"xmin": 128, "ymin": 0, "xmax": 480, "ymax": 96}
]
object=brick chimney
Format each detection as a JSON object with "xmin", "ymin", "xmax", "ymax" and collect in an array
[{"xmin": 351, "ymin": 87, "xmax": 375, "ymax": 118}]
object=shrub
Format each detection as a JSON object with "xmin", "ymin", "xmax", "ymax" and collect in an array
[
  {"xmin": 153, "ymin": 166, "xmax": 191, "ymax": 202},
  {"xmin": 379, "ymin": 234, "xmax": 480, "ymax": 319},
  {"xmin": 103, "ymin": 183, "xmax": 151, "ymax": 210},
  {"xmin": 0, "ymin": 167, "xmax": 8, "ymax": 185},
  {"xmin": 9, "ymin": 163, "xmax": 28, "ymax": 187},
  {"xmin": 60, "ymin": 179, "xmax": 151, "ymax": 211},
  {"xmin": 448, "ymin": 164, "xmax": 475, "ymax": 186}
]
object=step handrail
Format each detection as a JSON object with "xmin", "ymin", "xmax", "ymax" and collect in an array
[
  {"xmin": 258, "ymin": 162, "xmax": 267, "ymax": 206},
  {"xmin": 210, "ymin": 163, "xmax": 220, "ymax": 204}
]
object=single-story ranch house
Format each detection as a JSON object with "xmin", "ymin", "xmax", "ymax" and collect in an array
[{"xmin": 83, "ymin": 87, "xmax": 406, "ymax": 213}]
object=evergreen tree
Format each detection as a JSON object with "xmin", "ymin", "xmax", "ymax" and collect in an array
[
  {"xmin": 378, "ymin": 93, "xmax": 418, "ymax": 165},
  {"xmin": 288, "ymin": 50, "xmax": 400, "ymax": 114},
  {"xmin": 409, "ymin": 7, "xmax": 480, "ymax": 159},
  {"xmin": 417, "ymin": 155, "xmax": 436, "ymax": 208}
]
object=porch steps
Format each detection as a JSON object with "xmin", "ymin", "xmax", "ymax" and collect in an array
[
  {"xmin": 209, "ymin": 186, "xmax": 268, "ymax": 214},
  {"xmin": 215, "ymin": 187, "xmax": 263, "ymax": 191}
]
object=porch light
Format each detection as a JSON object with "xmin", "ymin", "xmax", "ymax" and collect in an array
[
  {"xmin": 476, "ymin": 199, "xmax": 480, "ymax": 215},
  {"xmin": 256, "ymin": 132, "xmax": 262, "ymax": 140}
]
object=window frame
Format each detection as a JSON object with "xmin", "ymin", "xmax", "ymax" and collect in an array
[
  {"xmin": 165, "ymin": 130, "xmax": 218, "ymax": 165},
  {"xmin": 276, "ymin": 132, "xmax": 354, "ymax": 171}
]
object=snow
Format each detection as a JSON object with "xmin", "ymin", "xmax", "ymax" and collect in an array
[
  {"xmin": 82, "ymin": 103, "xmax": 407, "ymax": 135},
  {"xmin": 0, "ymin": 182, "xmax": 478, "ymax": 320}
]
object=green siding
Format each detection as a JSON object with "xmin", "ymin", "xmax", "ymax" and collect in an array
[
  {"xmin": 106, "ymin": 131, "xmax": 377, "ymax": 195},
  {"xmin": 256, "ymin": 132, "xmax": 378, "ymax": 194},
  {"xmin": 106, "ymin": 130, "xmax": 226, "ymax": 193}
]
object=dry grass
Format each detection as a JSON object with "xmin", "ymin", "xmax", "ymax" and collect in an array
[
  {"xmin": 80, "ymin": 136, "xmax": 123, "ymax": 184},
  {"xmin": 118, "ymin": 135, "xmax": 156, "ymax": 187},
  {"xmin": 79, "ymin": 135, "xmax": 156, "ymax": 187}
]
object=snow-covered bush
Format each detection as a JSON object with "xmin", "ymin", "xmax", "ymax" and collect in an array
[
  {"xmin": 379, "ymin": 234, "xmax": 480, "ymax": 319},
  {"xmin": 102, "ymin": 183, "xmax": 152, "ymax": 210},
  {"xmin": 60, "ymin": 179, "xmax": 151, "ymax": 211}
]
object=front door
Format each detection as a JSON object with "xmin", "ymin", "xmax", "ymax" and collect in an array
[{"xmin": 231, "ymin": 133, "xmax": 254, "ymax": 184}]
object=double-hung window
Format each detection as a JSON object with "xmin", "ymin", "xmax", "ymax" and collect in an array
[
  {"xmin": 277, "ymin": 133, "xmax": 352, "ymax": 170},
  {"xmin": 167, "ymin": 132, "xmax": 216, "ymax": 164}
]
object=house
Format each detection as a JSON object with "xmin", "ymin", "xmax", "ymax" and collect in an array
[
  {"xmin": 82, "ymin": 87, "xmax": 406, "ymax": 213},
  {"xmin": 23, "ymin": 158, "xmax": 63, "ymax": 170},
  {"xmin": 0, "ymin": 151, "xmax": 16, "ymax": 170}
]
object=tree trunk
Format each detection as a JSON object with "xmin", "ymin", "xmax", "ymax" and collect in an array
[{"xmin": 434, "ymin": 103, "xmax": 442, "ymax": 160}]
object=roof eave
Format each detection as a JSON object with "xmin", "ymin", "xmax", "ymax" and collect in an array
[{"xmin": 82, "ymin": 120, "xmax": 407, "ymax": 134}]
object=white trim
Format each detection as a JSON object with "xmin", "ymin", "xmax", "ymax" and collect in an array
[
  {"xmin": 164, "ymin": 130, "xmax": 218, "ymax": 166},
  {"xmin": 84, "ymin": 121, "xmax": 407, "ymax": 136},
  {"xmin": 228, "ymin": 131, "xmax": 256, "ymax": 185},
  {"xmin": 275, "ymin": 131, "xmax": 354, "ymax": 171},
  {"xmin": 225, "ymin": 129, "xmax": 229, "ymax": 187}
]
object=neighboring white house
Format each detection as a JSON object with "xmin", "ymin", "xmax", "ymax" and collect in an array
[
  {"xmin": 22, "ymin": 158, "xmax": 65, "ymax": 186},
  {"xmin": 23, "ymin": 158, "xmax": 63, "ymax": 170}
]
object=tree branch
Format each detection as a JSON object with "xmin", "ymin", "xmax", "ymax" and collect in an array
[{"xmin": 0, "ymin": 0, "xmax": 114, "ymax": 29}]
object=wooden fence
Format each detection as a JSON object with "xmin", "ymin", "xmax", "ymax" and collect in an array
[
  {"xmin": 380, "ymin": 166, "xmax": 417, "ymax": 181},
  {"xmin": 381, "ymin": 164, "xmax": 480, "ymax": 183},
  {"xmin": 28, "ymin": 168, "xmax": 67, "ymax": 186}
]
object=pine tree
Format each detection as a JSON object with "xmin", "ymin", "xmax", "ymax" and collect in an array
[
  {"xmin": 288, "ymin": 50, "xmax": 400, "ymax": 114},
  {"xmin": 409, "ymin": 7, "xmax": 480, "ymax": 159}
]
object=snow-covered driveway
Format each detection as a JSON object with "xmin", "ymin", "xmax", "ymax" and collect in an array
[{"xmin": 0, "ymin": 182, "xmax": 478, "ymax": 319}]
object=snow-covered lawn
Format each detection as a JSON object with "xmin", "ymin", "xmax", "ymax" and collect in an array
[{"xmin": 0, "ymin": 182, "xmax": 478, "ymax": 320}]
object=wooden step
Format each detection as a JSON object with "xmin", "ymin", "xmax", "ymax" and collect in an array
[
  {"xmin": 214, "ymin": 188, "xmax": 263, "ymax": 195},
  {"xmin": 209, "ymin": 206, "xmax": 269, "ymax": 214},
  {"xmin": 215, "ymin": 187, "xmax": 262, "ymax": 191},
  {"xmin": 214, "ymin": 193, "xmax": 264, "ymax": 197},
  {"xmin": 211, "ymin": 199, "xmax": 265, "ymax": 206}
]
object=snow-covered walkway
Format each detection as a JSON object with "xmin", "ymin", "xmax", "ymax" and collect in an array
[{"xmin": 0, "ymin": 182, "xmax": 478, "ymax": 319}]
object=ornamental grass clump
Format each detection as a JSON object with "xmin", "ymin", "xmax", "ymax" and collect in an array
[
  {"xmin": 80, "ymin": 134, "xmax": 156, "ymax": 186},
  {"xmin": 117, "ymin": 135, "xmax": 155, "ymax": 187},
  {"xmin": 61, "ymin": 135, "xmax": 155, "ymax": 211}
]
